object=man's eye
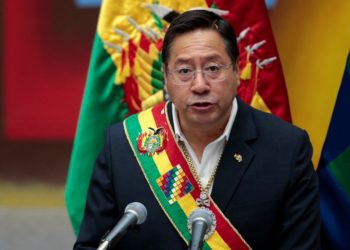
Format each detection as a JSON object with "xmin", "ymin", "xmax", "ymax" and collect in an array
[
  {"xmin": 206, "ymin": 65, "xmax": 220, "ymax": 72},
  {"xmin": 177, "ymin": 68, "xmax": 192, "ymax": 74}
]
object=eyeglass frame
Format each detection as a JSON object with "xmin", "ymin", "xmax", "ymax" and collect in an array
[{"xmin": 165, "ymin": 63, "xmax": 236, "ymax": 85}]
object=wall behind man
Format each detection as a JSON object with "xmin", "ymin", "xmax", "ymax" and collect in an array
[
  {"xmin": 1, "ymin": 0, "xmax": 99, "ymax": 185},
  {"xmin": 0, "ymin": 2, "xmax": 100, "ymax": 249}
]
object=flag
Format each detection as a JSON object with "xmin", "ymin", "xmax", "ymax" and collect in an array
[
  {"xmin": 318, "ymin": 52, "xmax": 350, "ymax": 249},
  {"xmin": 65, "ymin": 0, "xmax": 291, "ymax": 235},
  {"xmin": 270, "ymin": 1, "xmax": 350, "ymax": 165}
]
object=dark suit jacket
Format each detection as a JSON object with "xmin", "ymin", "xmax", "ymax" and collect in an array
[{"xmin": 74, "ymin": 98, "xmax": 320, "ymax": 250}]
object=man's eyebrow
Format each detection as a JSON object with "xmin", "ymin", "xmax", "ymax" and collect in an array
[
  {"xmin": 174, "ymin": 54, "xmax": 224, "ymax": 64},
  {"xmin": 204, "ymin": 54, "xmax": 223, "ymax": 61},
  {"xmin": 174, "ymin": 58, "xmax": 192, "ymax": 64}
]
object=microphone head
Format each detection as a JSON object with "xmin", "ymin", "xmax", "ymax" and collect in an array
[
  {"xmin": 125, "ymin": 202, "xmax": 147, "ymax": 225},
  {"xmin": 188, "ymin": 207, "xmax": 216, "ymax": 240}
]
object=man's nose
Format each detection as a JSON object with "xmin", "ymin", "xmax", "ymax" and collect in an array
[{"xmin": 190, "ymin": 71, "xmax": 210, "ymax": 93}]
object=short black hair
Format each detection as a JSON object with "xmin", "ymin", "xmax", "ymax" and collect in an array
[{"xmin": 162, "ymin": 10, "xmax": 239, "ymax": 67}]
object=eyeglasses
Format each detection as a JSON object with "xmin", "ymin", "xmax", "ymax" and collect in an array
[{"xmin": 167, "ymin": 64, "xmax": 234, "ymax": 85}]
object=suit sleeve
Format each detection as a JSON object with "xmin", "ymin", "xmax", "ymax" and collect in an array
[
  {"xmin": 73, "ymin": 128, "xmax": 119, "ymax": 250},
  {"xmin": 277, "ymin": 130, "xmax": 321, "ymax": 249}
]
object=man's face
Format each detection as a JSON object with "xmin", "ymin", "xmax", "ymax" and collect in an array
[{"xmin": 164, "ymin": 29, "xmax": 239, "ymax": 130}]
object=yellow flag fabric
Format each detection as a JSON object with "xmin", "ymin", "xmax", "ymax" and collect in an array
[
  {"xmin": 270, "ymin": 0, "xmax": 350, "ymax": 166},
  {"xmin": 97, "ymin": 0, "xmax": 206, "ymax": 68}
]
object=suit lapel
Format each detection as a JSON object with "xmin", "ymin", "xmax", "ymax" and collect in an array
[{"xmin": 211, "ymin": 98, "xmax": 257, "ymax": 211}]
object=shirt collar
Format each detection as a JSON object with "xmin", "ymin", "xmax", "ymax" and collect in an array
[{"xmin": 172, "ymin": 97, "xmax": 238, "ymax": 142}]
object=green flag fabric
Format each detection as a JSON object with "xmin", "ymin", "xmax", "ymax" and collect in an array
[{"xmin": 65, "ymin": 34, "xmax": 128, "ymax": 234}]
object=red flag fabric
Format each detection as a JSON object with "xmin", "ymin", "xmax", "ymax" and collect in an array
[{"xmin": 207, "ymin": 0, "xmax": 292, "ymax": 122}]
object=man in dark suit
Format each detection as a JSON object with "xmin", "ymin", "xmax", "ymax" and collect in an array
[{"xmin": 74, "ymin": 10, "xmax": 320, "ymax": 249}]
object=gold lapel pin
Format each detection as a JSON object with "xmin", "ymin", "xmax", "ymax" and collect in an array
[{"xmin": 233, "ymin": 153, "xmax": 243, "ymax": 163}]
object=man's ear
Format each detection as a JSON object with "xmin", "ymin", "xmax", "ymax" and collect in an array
[
  {"xmin": 234, "ymin": 61, "xmax": 240, "ymax": 86},
  {"xmin": 162, "ymin": 63, "xmax": 167, "ymax": 86},
  {"xmin": 234, "ymin": 61, "xmax": 240, "ymax": 72}
]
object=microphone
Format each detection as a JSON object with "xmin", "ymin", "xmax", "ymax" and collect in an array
[
  {"xmin": 97, "ymin": 202, "xmax": 147, "ymax": 250},
  {"xmin": 188, "ymin": 208, "xmax": 216, "ymax": 250}
]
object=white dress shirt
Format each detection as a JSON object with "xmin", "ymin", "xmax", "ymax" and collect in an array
[{"xmin": 172, "ymin": 98, "xmax": 238, "ymax": 192}]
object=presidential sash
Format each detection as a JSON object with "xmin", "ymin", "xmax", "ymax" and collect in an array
[{"xmin": 123, "ymin": 101, "xmax": 251, "ymax": 250}]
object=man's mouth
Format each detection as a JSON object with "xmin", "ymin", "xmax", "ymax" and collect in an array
[
  {"xmin": 193, "ymin": 102, "xmax": 211, "ymax": 106},
  {"xmin": 191, "ymin": 102, "xmax": 214, "ymax": 110}
]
